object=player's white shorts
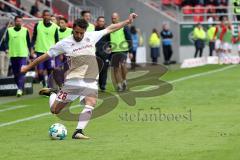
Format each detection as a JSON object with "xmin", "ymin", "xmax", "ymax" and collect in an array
[
  {"xmin": 56, "ymin": 78, "xmax": 98, "ymax": 104},
  {"xmin": 215, "ymin": 39, "xmax": 222, "ymax": 49},
  {"xmin": 222, "ymin": 42, "xmax": 232, "ymax": 51}
]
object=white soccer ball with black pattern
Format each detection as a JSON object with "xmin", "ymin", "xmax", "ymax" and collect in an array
[{"xmin": 49, "ymin": 123, "xmax": 67, "ymax": 140}]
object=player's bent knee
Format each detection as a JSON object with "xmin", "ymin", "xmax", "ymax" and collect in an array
[
  {"xmin": 85, "ymin": 97, "xmax": 97, "ymax": 107},
  {"xmin": 50, "ymin": 103, "xmax": 62, "ymax": 114},
  {"xmin": 86, "ymin": 101, "xmax": 96, "ymax": 107},
  {"xmin": 50, "ymin": 106, "xmax": 61, "ymax": 114}
]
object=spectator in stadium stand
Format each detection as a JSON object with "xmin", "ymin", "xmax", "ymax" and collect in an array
[
  {"xmin": 45, "ymin": 0, "xmax": 51, "ymax": 7},
  {"xmin": 5, "ymin": 16, "xmax": 31, "ymax": 97},
  {"xmin": 193, "ymin": 23, "xmax": 206, "ymax": 58},
  {"xmin": 181, "ymin": 0, "xmax": 194, "ymax": 6},
  {"xmin": 130, "ymin": 26, "xmax": 139, "ymax": 70},
  {"xmin": 16, "ymin": 0, "xmax": 21, "ymax": 8},
  {"xmin": 17, "ymin": 6, "xmax": 26, "ymax": 17},
  {"xmin": 0, "ymin": 2, "xmax": 5, "ymax": 12},
  {"xmin": 95, "ymin": 16, "xmax": 110, "ymax": 92},
  {"xmin": 207, "ymin": 16, "xmax": 214, "ymax": 23},
  {"xmin": 0, "ymin": 2, "xmax": 12, "ymax": 13},
  {"xmin": 194, "ymin": 0, "xmax": 205, "ymax": 5},
  {"xmin": 31, "ymin": 10, "xmax": 59, "ymax": 88},
  {"xmin": 233, "ymin": 0, "xmax": 240, "ymax": 21},
  {"xmin": 81, "ymin": 10, "xmax": 95, "ymax": 32},
  {"xmin": 206, "ymin": 7, "xmax": 217, "ymax": 23},
  {"xmin": 207, "ymin": 23, "xmax": 217, "ymax": 56},
  {"xmin": 149, "ymin": 28, "xmax": 160, "ymax": 65},
  {"xmin": 3, "ymin": 0, "xmax": 13, "ymax": 12},
  {"xmin": 30, "ymin": 0, "xmax": 40, "ymax": 16},
  {"xmin": 206, "ymin": 0, "xmax": 217, "ymax": 5},
  {"xmin": 160, "ymin": 23, "xmax": 175, "ymax": 65},
  {"xmin": 219, "ymin": 0, "xmax": 228, "ymax": 6},
  {"xmin": 217, "ymin": 0, "xmax": 228, "ymax": 17},
  {"xmin": 0, "ymin": 23, "xmax": 9, "ymax": 77}
]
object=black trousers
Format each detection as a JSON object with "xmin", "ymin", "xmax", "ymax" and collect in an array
[
  {"xmin": 237, "ymin": 15, "xmax": 240, "ymax": 21},
  {"xmin": 151, "ymin": 47, "xmax": 160, "ymax": 64},
  {"xmin": 194, "ymin": 40, "xmax": 204, "ymax": 58},
  {"xmin": 131, "ymin": 50, "xmax": 137, "ymax": 69},
  {"xmin": 209, "ymin": 41, "xmax": 215, "ymax": 57},
  {"xmin": 97, "ymin": 53, "xmax": 109, "ymax": 90},
  {"xmin": 162, "ymin": 45, "xmax": 173, "ymax": 62}
]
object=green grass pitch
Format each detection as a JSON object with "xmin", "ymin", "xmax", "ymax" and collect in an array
[{"xmin": 0, "ymin": 64, "xmax": 240, "ymax": 160}]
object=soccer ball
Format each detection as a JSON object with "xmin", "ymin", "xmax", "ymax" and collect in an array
[{"xmin": 49, "ymin": 123, "xmax": 67, "ymax": 140}]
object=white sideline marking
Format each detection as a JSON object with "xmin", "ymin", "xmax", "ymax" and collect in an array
[
  {"xmin": 0, "ymin": 105, "xmax": 29, "ymax": 113},
  {"xmin": 0, "ymin": 65, "xmax": 236, "ymax": 128},
  {"xmin": 132, "ymin": 65, "xmax": 236, "ymax": 92},
  {"xmin": 0, "ymin": 105, "xmax": 81, "ymax": 127},
  {"xmin": 132, "ymin": 85, "xmax": 158, "ymax": 92},
  {"xmin": 0, "ymin": 112, "xmax": 51, "ymax": 127},
  {"xmin": 169, "ymin": 65, "xmax": 236, "ymax": 84}
]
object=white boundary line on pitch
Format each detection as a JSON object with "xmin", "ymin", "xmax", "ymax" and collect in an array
[
  {"xmin": 0, "ymin": 65, "xmax": 237, "ymax": 128},
  {"xmin": 169, "ymin": 65, "xmax": 236, "ymax": 84},
  {"xmin": 0, "ymin": 105, "xmax": 29, "ymax": 113},
  {"xmin": 0, "ymin": 112, "xmax": 51, "ymax": 127},
  {"xmin": 132, "ymin": 65, "xmax": 236, "ymax": 92},
  {"xmin": 0, "ymin": 104, "xmax": 81, "ymax": 128}
]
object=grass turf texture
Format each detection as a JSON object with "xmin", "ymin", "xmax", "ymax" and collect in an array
[{"xmin": 0, "ymin": 65, "xmax": 240, "ymax": 160}]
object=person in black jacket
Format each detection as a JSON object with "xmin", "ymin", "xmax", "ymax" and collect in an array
[
  {"xmin": 95, "ymin": 16, "xmax": 110, "ymax": 92},
  {"xmin": 160, "ymin": 23, "xmax": 175, "ymax": 65}
]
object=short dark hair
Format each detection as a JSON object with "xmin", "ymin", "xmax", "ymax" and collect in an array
[
  {"xmin": 220, "ymin": 16, "xmax": 228, "ymax": 22},
  {"xmin": 59, "ymin": 17, "xmax": 68, "ymax": 23},
  {"xmin": 73, "ymin": 19, "xmax": 89, "ymax": 30},
  {"xmin": 42, "ymin": 9, "xmax": 50, "ymax": 15},
  {"xmin": 97, "ymin": 16, "xmax": 105, "ymax": 21},
  {"xmin": 14, "ymin": 15, "xmax": 22, "ymax": 21},
  {"xmin": 81, "ymin": 10, "xmax": 91, "ymax": 17},
  {"xmin": 130, "ymin": 26, "xmax": 137, "ymax": 34}
]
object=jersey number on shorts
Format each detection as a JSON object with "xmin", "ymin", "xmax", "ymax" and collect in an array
[{"xmin": 58, "ymin": 91, "xmax": 68, "ymax": 100}]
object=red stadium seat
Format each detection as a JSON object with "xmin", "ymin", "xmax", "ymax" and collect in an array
[
  {"xmin": 193, "ymin": 15, "xmax": 204, "ymax": 22},
  {"xmin": 162, "ymin": 0, "xmax": 172, "ymax": 5},
  {"xmin": 174, "ymin": 0, "xmax": 182, "ymax": 6},
  {"xmin": 9, "ymin": 0, "xmax": 16, "ymax": 6},
  {"xmin": 194, "ymin": 5, "xmax": 205, "ymax": 14},
  {"xmin": 182, "ymin": 5, "xmax": 193, "ymax": 14},
  {"xmin": 206, "ymin": 4, "xmax": 216, "ymax": 13}
]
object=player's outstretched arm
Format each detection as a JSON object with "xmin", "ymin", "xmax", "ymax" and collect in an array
[
  {"xmin": 106, "ymin": 13, "xmax": 138, "ymax": 34},
  {"xmin": 21, "ymin": 53, "xmax": 50, "ymax": 73}
]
